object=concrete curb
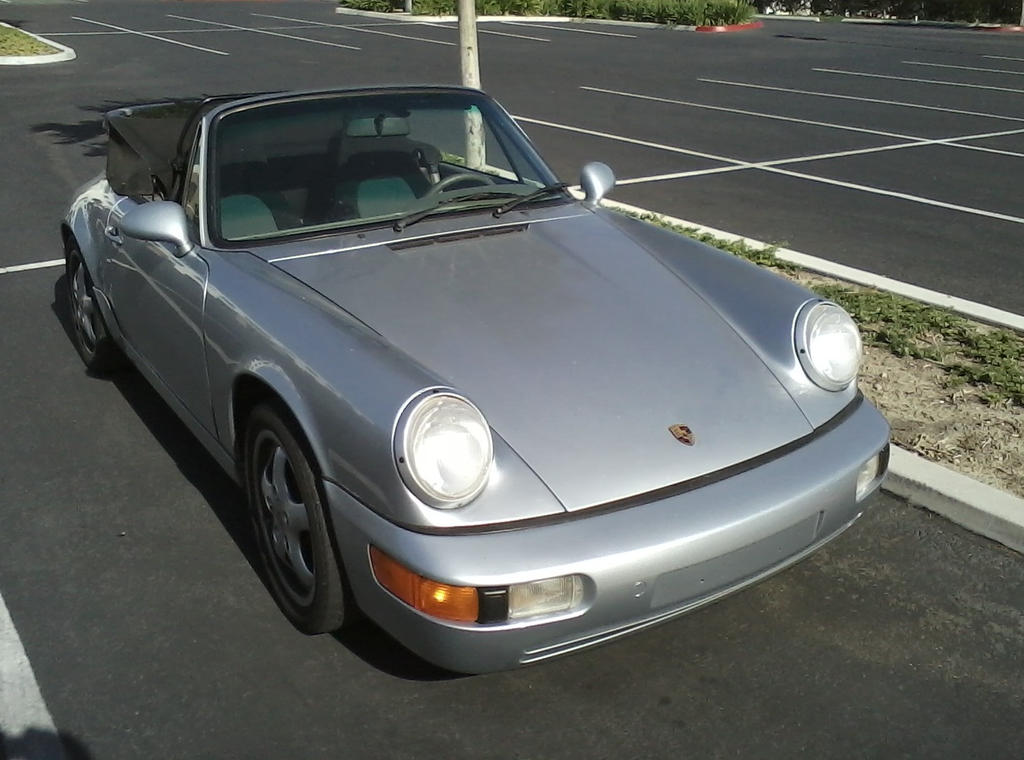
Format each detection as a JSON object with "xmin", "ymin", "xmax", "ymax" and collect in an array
[
  {"xmin": 597, "ymin": 198, "xmax": 1024, "ymax": 334},
  {"xmin": 592, "ymin": 197, "xmax": 1024, "ymax": 554},
  {"xmin": 0, "ymin": 23, "xmax": 75, "ymax": 66},
  {"xmin": 334, "ymin": 7, "xmax": 764, "ymax": 31},
  {"xmin": 755, "ymin": 13, "xmax": 821, "ymax": 21},
  {"xmin": 840, "ymin": 17, "xmax": 1024, "ymax": 31},
  {"xmin": 695, "ymin": 21, "xmax": 763, "ymax": 32},
  {"xmin": 886, "ymin": 447, "xmax": 1024, "ymax": 554}
]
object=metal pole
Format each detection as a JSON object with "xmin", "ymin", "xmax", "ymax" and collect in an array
[
  {"xmin": 458, "ymin": 0, "xmax": 485, "ymax": 168},
  {"xmin": 404, "ymin": 0, "xmax": 412, "ymax": 14}
]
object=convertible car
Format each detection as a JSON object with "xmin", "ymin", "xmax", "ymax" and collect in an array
[{"xmin": 63, "ymin": 86, "xmax": 889, "ymax": 672}]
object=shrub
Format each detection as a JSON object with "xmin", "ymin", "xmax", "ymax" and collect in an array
[
  {"xmin": 810, "ymin": 0, "xmax": 1020, "ymax": 23},
  {"xmin": 339, "ymin": 0, "xmax": 757, "ymax": 24},
  {"xmin": 342, "ymin": 0, "xmax": 400, "ymax": 11}
]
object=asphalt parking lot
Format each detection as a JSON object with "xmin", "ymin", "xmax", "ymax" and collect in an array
[{"xmin": 2, "ymin": 3, "xmax": 1024, "ymax": 758}]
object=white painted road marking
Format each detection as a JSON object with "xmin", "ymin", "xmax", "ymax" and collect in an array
[
  {"xmin": 614, "ymin": 124, "xmax": 1024, "ymax": 183},
  {"xmin": 813, "ymin": 68, "xmax": 1024, "ymax": 95},
  {"xmin": 42, "ymin": 25, "xmax": 327, "ymax": 36},
  {"xmin": 904, "ymin": 60, "xmax": 1024, "ymax": 76},
  {"xmin": 985, "ymin": 54, "xmax": 1024, "ymax": 62},
  {"xmin": 168, "ymin": 14, "xmax": 361, "ymax": 51},
  {"xmin": 582, "ymin": 85, "xmax": 919, "ymax": 139},
  {"xmin": 583, "ymin": 85, "xmax": 1024, "ymax": 160},
  {"xmin": 252, "ymin": 13, "xmax": 456, "ymax": 47},
  {"xmin": 0, "ymin": 260, "xmax": 63, "ymax": 276},
  {"xmin": 417, "ymin": 21, "xmax": 550, "ymax": 42},
  {"xmin": 516, "ymin": 115, "xmax": 1024, "ymax": 226},
  {"xmin": 5, "ymin": 223, "xmax": 1021, "ymax": 330},
  {"xmin": 70, "ymin": 16, "xmax": 228, "ymax": 55},
  {"xmin": 601, "ymin": 197, "xmax": 1024, "ymax": 333},
  {"xmin": 699, "ymin": 78, "xmax": 1024, "ymax": 123},
  {"xmin": 498, "ymin": 20, "xmax": 637, "ymax": 37},
  {"xmin": 1, "ymin": 591, "xmax": 65, "ymax": 760}
]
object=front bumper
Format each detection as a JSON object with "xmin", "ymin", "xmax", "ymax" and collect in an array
[{"xmin": 325, "ymin": 397, "xmax": 890, "ymax": 673}]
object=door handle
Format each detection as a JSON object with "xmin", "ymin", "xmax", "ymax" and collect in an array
[{"xmin": 104, "ymin": 225, "xmax": 123, "ymax": 246}]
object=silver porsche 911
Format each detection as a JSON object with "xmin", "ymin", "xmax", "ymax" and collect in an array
[{"xmin": 62, "ymin": 86, "xmax": 889, "ymax": 673}]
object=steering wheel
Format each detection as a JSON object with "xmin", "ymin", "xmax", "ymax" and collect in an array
[{"xmin": 424, "ymin": 171, "xmax": 496, "ymax": 197}]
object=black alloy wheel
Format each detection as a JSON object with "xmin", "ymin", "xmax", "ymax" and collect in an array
[{"xmin": 244, "ymin": 403, "xmax": 350, "ymax": 634}]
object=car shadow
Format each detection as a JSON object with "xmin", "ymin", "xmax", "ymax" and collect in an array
[
  {"xmin": 30, "ymin": 94, "xmax": 277, "ymax": 160},
  {"xmin": 1, "ymin": 727, "xmax": 94, "ymax": 760},
  {"xmin": 31, "ymin": 101, "xmax": 142, "ymax": 160},
  {"xmin": 51, "ymin": 273, "xmax": 461, "ymax": 683}
]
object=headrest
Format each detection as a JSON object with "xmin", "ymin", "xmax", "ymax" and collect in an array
[
  {"xmin": 345, "ymin": 114, "xmax": 410, "ymax": 138},
  {"xmin": 217, "ymin": 121, "xmax": 268, "ymax": 164}
]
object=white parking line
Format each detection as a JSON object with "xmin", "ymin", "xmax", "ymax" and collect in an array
[
  {"xmin": 515, "ymin": 115, "xmax": 1024, "ymax": 226},
  {"xmin": 583, "ymin": 85, "xmax": 1024, "ymax": 160},
  {"xmin": 42, "ymin": 25, "xmax": 327, "ymax": 36},
  {"xmin": 765, "ymin": 166, "xmax": 1024, "ymax": 224},
  {"xmin": 814, "ymin": 68, "xmax": 1024, "ymax": 95},
  {"xmin": 167, "ymin": 14, "xmax": 361, "ymax": 51},
  {"xmin": 700, "ymin": 78, "xmax": 1024, "ymax": 123},
  {"xmin": 417, "ymin": 21, "xmax": 549, "ymax": 42},
  {"xmin": 986, "ymin": 54, "xmax": 1024, "ymax": 62},
  {"xmin": 904, "ymin": 60, "xmax": 1024, "ymax": 77},
  {"xmin": 602, "ymin": 197, "xmax": 1024, "ymax": 332},
  {"xmin": 0, "ymin": 260, "xmax": 63, "ymax": 276},
  {"xmin": 498, "ymin": 20, "xmax": 637, "ymax": 37},
  {"xmin": 70, "ymin": 17, "xmax": 229, "ymax": 55},
  {"xmin": 614, "ymin": 123, "xmax": 1024, "ymax": 182},
  {"xmin": 1, "ymin": 591, "xmax": 65, "ymax": 760},
  {"xmin": 583, "ymin": 85, "xmax": 921, "ymax": 140},
  {"xmin": 252, "ymin": 13, "xmax": 456, "ymax": 47}
]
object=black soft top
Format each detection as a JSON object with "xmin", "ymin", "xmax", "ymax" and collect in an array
[{"xmin": 104, "ymin": 94, "xmax": 250, "ymax": 199}]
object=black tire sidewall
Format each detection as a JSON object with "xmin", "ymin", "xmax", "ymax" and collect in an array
[
  {"xmin": 66, "ymin": 245, "xmax": 99, "ymax": 365},
  {"xmin": 244, "ymin": 403, "xmax": 347, "ymax": 635},
  {"xmin": 65, "ymin": 242, "xmax": 124, "ymax": 373}
]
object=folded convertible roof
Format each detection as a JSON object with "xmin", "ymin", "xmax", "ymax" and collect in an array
[{"xmin": 104, "ymin": 93, "xmax": 268, "ymax": 198}]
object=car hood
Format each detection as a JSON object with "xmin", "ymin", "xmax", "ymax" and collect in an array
[{"xmin": 273, "ymin": 212, "xmax": 813, "ymax": 511}]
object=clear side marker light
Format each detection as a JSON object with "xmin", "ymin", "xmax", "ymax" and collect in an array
[
  {"xmin": 856, "ymin": 446, "xmax": 889, "ymax": 501},
  {"xmin": 508, "ymin": 575, "xmax": 584, "ymax": 620}
]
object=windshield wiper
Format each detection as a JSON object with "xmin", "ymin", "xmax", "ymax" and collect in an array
[
  {"xmin": 491, "ymin": 183, "xmax": 570, "ymax": 218},
  {"xmin": 393, "ymin": 190, "xmax": 520, "ymax": 232}
]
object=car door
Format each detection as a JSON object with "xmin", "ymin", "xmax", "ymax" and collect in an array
[{"xmin": 105, "ymin": 130, "xmax": 214, "ymax": 433}]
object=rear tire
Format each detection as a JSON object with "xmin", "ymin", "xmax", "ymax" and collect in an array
[
  {"xmin": 65, "ymin": 241, "xmax": 126, "ymax": 374},
  {"xmin": 244, "ymin": 403, "xmax": 350, "ymax": 634}
]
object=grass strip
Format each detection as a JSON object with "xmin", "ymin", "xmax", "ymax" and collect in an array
[
  {"xmin": 0, "ymin": 26, "xmax": 58, "ymax": 56},
  {"xmin": 627, "ymin": 211, "xmax": 1024, "ymax": 406}
]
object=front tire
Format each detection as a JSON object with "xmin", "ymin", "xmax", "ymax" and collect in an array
[
  {"xmin": 65, "ymin": 241, "xmax": 125, "ymax": 373},
  {"xmin": 244, "ymin": 403, "xmax": 349, "ymax": 634}
]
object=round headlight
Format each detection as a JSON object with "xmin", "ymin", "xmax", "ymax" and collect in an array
[
  {"xmin": 395, "ymin": 392, "xmax": 493, "ymax": 508},
  {"xmin": 795, "ymin": 301, "xmax": 862, "ymax": 391}
]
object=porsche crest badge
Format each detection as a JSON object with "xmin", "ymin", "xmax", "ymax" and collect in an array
[{"xmin": 668, "ymin": 424, "xmax": 695, "ymax": 446}]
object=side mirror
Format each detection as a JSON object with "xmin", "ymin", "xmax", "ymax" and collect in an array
[
  {"xmin": 120, "ymin": 201, "xmax": 194, "ymax": 257},
  {"xmin": 580, "ymin": 162, "xmax": 615, "ymax": 207}
]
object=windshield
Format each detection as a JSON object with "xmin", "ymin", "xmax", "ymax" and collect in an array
[{"xmin": 210, "ymin": 90, "xmax": 562, "ymax": 243}]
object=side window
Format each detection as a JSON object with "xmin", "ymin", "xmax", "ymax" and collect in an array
[{"xmin": 181, "ymin": 133, "xmax": 203, "ymax": 240}]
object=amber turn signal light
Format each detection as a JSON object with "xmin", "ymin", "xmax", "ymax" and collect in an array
[{"xmin": 369, "ymin": 547, "xmax": 480, "ymax": 623}]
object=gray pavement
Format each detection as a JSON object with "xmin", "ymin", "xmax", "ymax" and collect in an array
[{"xmin": 2, "ymin": 4, "xmax": 1024, "ymax": 757}]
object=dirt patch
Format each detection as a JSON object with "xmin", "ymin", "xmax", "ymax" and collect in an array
[
  {"xmin": 859, "ymin": 346, "xmax": 1024, "ymax": 498},
  {"xmin": 790, "ymin": 271, "xmax": 1024, "ymax": 498}
]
